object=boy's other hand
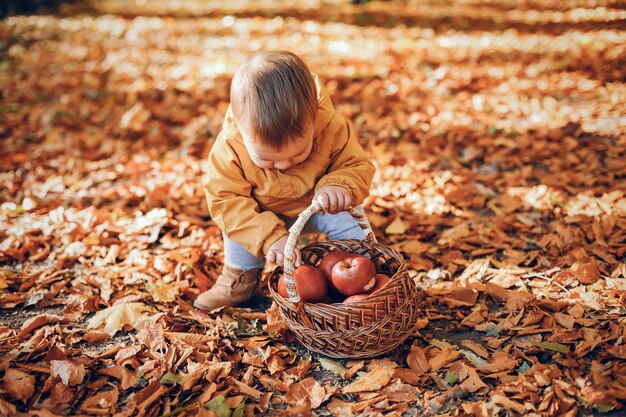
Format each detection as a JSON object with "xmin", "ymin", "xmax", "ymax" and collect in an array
[
  {"xmin": 266, "ymin": 235, "xmax": 302, "ymax": 268},
  {"xmin": 314, "ymin": 186, "xmax": 351, "ymax": 214}
]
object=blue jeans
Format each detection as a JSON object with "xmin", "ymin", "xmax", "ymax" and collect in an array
[{"xmin": 224, "ymin": 206, "xmax": 371, "ymax": 270}]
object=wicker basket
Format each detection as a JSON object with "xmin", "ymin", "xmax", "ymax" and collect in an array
[{"xmin": 268, "ymin": 202, "xmax": 420, "ymax": 358}]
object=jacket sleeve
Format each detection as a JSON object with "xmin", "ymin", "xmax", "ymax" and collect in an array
[
  {"xmin": 204, "ymin": 136, "xmax": 288, "ymax": 258},
  {"xmin": 315, "ymin": 117, "xmax": 376, "ymax": 206}
]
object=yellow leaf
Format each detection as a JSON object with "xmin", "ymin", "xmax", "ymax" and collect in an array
[
  {"xmin": 385, "ymin": 217, "xmax": 408, "ymax": 235},
  {"xmin": 87, "ymin": 302, "xmax": 153, "ymax": 336},
  {"xmin": 147, "ymin": 280, "xmax": 178, "ymax": 303}
]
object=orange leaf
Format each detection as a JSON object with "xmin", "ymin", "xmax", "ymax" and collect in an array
[
  {"xmin": 407, "ymin": 345, "xmax": 430, "ymax": 376},
  {"xmin": 428, "ymin": 348, "xmax": 462, "ymax": 372},
  {"xmin": 50, "ymin": 360, "xmax": 86, "ymax": 386},
  {"xmin": 285, "ymin": 377, "xmax": 326, "ymax": 409},
  {"xmin": 2, "ymin": 369, "xmax": 35, "ymax": 402},
  {"xmin": 342, "ymin": 365, "xmax": 396, "ymax": 394},
  {"xmin": 570, "ymin": 260, "xmax": 601, "ymax": 284}
]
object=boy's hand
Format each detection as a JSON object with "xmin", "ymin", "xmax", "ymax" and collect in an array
[
  {"xmin": 266, "ymin": 235, "xmax": 302, "ymax": 268},
  {"xmin": 314, "ymin": 186, "xmax": 351, "ymax": 214}
]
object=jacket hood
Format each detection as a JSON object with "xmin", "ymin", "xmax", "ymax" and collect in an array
[{"xmin": 312, "ymin": 74, "xmax": 336, "ymax": 137}]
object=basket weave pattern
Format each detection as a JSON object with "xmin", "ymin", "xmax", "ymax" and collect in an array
[{"xmin": 268, "ymin": 204, "xmax": 420, "ymax": 358}]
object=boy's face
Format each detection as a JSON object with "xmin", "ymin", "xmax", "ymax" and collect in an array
[{"xmin": 241, "ymin": 122, "xmax": 314, "ymax": 170}]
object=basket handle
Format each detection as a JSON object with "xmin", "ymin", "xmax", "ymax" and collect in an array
[{"xmin": 282, "ymin": 201, "xmax": 377, "ymax": 303}]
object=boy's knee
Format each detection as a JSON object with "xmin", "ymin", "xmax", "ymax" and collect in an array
[
  {"xmin": 316, "ymin": 210, "xmax": 368, "ymax": 240},
  {"xmin": 223, "ymin": 234, "xmax": 266, "ymax": 270}
]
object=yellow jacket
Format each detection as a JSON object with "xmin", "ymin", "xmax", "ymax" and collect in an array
[{"xmin": 204, "ymin": 76, "xmax": 375, "ymax": 258}]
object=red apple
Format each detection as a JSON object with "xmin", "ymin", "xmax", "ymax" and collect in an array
[
  {"xmin": 371, "ymin": 274, "xmax": 391, "ymax": 293},
  {"xmin": 331, "ymin": 255, "xmax": 377, "ymax": 296},
  {"xmin": 277, "ymin": 265, "xmax": 327, "ymax": 303},
  {"xmin": 343, "ymin": 294, "xmax": 369, "ymax": 304},
  {"xmin": 318, "ymin": 250, "xmax": 352, "ymax": 282}
]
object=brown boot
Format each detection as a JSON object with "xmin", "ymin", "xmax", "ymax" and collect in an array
[{"xmin": 193, "ymin": 265, "xmax": 260, "ymax": 309}]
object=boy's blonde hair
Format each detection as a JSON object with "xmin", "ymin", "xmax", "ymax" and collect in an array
[{"xmin": 230, "ymin": 50, "xmax": 318, "ymax": 150}]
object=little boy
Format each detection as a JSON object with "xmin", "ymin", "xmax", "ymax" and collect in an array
[{"xmin": 194, "ymin": 50, "xmax": 375, "ymax": 309}]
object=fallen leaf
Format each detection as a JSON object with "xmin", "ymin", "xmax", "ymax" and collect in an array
[
  {"xmin": 461, "ymin": 349, "xmax": 488, "ymax": 367},
  {"xmin": 491, "ymin": 393, "xmax": 526, "ymax": 414},
  {"xmin": 204, "ymin": 395, "xmax": 231, "ymax": 417},
  {"xmin": 86, "ymin": 302, "xmax": 153, "ymax": 336},
  {"xmin": 458, "ymin": 363, "xmax": 487, "ymax": 393},
  {"xmin": 50, "ymin": 360, "xmax": 86, "ymax": 386},
  {"xmin": 80, "ymin": 387, "xmax": 119, "ymax": 413},
  {"xmin": 407, "ymin": 345, "xmax": 430, "ymax": 376},
  {"xmin": 318, "ymin": 357, "xmax": 348, "ymax": 375},
  {"xmin": 476, "ymin": 351, "xmax": 517, "ymax": 374},
  {"xmin": 461, "ymin": 340, "xmax": 489, "ymax": 358},
  {"xmin": 146, "ymin": 279, "xmax": 179, "ymax": 302},
  {"xmin": 533, "ymin": 341, "xmax": 570, "ymax": 354},
  {"xmin": 570, "ymin": 260, "xmax": 601, "ymax": 284},
  {"xmin": 429, "ymin": 348, "xmax": 462, "ymax": 372},
  {"xmin": 2, "ymin": 369, "xmax": 35, "ymax": 401},
  {"xmin": 554, "ymin": 312, "xmax": 576, "ymax": 330},
  {"xmin": 343, "ymin": 365, "xmax": 396, "ymax": 394},
  {"xmin": 0, "ymin": 396, "xmax": 17, "ymax": 415},
  {"xmin": 437, "ymin": 222, "xmax": 471, "ymax": 246},
  {"xmin": 386, "ymin": 217, "xmax": 408, "ymax": 234},
  {"xmin": 136, "ymin": 321, "xmax": 166, "ymax": 357},
  {"xmin": 327, "ymin": 397, "xmax": 354, "ymax": 416},
  {"xmin": 48, "ymin": 381, "xmax": 73, "ymax": 406},
  {"xmin": 343, "ymin": 361, "xmax": 365, "ymax": 379},
  {"xmin": 285, "ymin": 377, "xmax": 326, "ymax": 409}
]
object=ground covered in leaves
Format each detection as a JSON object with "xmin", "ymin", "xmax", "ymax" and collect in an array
[{"xmin": 1, "ymin": 0, "xmax": 625, "ymax": 416}]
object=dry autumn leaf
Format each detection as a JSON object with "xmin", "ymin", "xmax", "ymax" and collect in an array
[
  {"xmin": 385, "ymin": 217, "xmax": 408, "ymax": 235},
  {"xmin": 342, "ymin": 365, "xmax": 396, "ymax": 394},
  {"xmin": 50, "ymin": 360, "xmax": 86, "ymax": 386},
  {"xmin": 2, "ymin": 369, "xmax": 35, "ymax": 402},
  {"xmin": 0, "ymin": 1, "xmax": 625, "ymax": 416},
  {"xmin": 407, "ymin": 344, "xmax": 430, "ymax": 376},
  {"xmin": 285, "ymin": 377, "xmax": 326, "ymax": 409},
  {"xmin": 86, "ymin": 302, "xmax": 154, "ymax": 336}
]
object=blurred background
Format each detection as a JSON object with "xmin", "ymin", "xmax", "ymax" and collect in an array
[
  {"xmin": 0, "ymin": 0, "xmax": 625, "ymax": 291},
  {"xmin": 1, "ymin": 1, "xmax": 625, "ymax": 415}
]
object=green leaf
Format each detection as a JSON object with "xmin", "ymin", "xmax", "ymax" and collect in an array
[
  {"xmin": 205, "ymin": 395, "xmax": 231, "ymax": 417},
  {"xmin": 430, "ymin": 339, "xmax": 456, "ymax": 350},
  {"xmin": 505, "ymin": 129, "xmax": 519, "ymax": 138},
  {"xmin": 444, "ymin": 370, "xmax": 458, "ymax": 386},
  {"xmin": 7, "ymin": 103, "xmax": 19, "ymax": 113},
  {"xmin": 516, "ymin": 361, "xmax": 531, "ymax": 374},
  {"xmin": 319, "ymin": 357, "xmax": 347, "ymax": 374},
  {"xmin": 160, "ymin": 372, "xmax": 178, "ymax": 386},
  {"xmin": 232, "ymin": 402, "xmax": 245, "ymax": 417},
  {"xmin": 135, "ymin": 377, "xmax": 148, "ymax": 388},
  {"xmin": 461, "ymin": 349, "xmax": 488, "ymax": 367},
  {"xmin": 579, "ymin": 397, "xmax": 616, "ymax": 413},
  {"xmin": 159, "ymin": 392, "xmax": 203, "ymax": 416},
  {"xmin": 533, "ymin": 341, "xmax": 569, "ymax": 354},
  {"xmin": 83, "ymin": 89, "xmax": 101, "ymax": 100},
  {"xmin": 550, "ymin": 195, "xmax": 567, "ymax": 210},
  {"xmin": 592, "ymin": 403, "xmax": 615, "ymax": 413},
  {"xmin": 487, "ymin": 126, "xmax": 503, "ymax": 137}
]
